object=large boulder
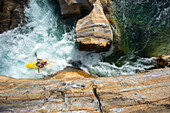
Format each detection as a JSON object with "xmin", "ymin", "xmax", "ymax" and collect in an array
[
  {"xmin": 56, "ymin": 0, "xmax": 93, "ymax": 18},
  {"xmin": 0, "ymin": 0, "xmax": 28, "ymax": 33},
  {"xmin": 0, "ymin": 67, "xmax": 170, "ymax": 112},
  {"xmin": 75, "ymin": 0, "xmax": 113, "ymax": 52}
]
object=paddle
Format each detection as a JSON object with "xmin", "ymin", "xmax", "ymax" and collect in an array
[
  {"xmin": 35, "ymin": 52, "xmax": 38, "ymax": 60},
  {"xmin": 35, "ymin": 52, "xmax": 40, "ymax": 73}
]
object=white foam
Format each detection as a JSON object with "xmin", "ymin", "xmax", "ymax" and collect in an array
[{"xmin": 0, "ymin": 0, "xmax": 155, "ymax": 78}]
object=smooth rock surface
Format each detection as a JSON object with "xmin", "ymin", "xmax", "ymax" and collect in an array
[
  {"xmin": 76, "ymin": 0, "xmax": 113, "ymax": 52},
  {"xmin": 0, "ymin": 67, "xmax": 169, "ymax": 112}
]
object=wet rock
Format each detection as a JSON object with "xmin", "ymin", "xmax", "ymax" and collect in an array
[
  {"xmin": 76, "ymin": 0, "xmax": 113, "ymax": 52},
  {"xmin": 0, "ymin": 0, "xmax": 28, "ymax": 33},
  {"xmin": 43, "ymin": 66, "xmax": 95, "ymax": 80},
  {"xmin": 0, "ymin": 68, "xmax": 170, "ymax": 112},
  {"xmin": 155, "ymin": 55, "xmax": 170, "ymax": 68},
  {"xmin": 56, "ymin": 0, "xmax": 93, "ymax": 18}
]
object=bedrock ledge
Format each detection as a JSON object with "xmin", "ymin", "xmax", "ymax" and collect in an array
[{"xmin": 0, "ymin": 67, "xmax": 170, "ymax": 113}]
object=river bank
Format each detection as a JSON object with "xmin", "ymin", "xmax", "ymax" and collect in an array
[{"xmin": 0, "ymin": 67, "xmax": 170, "ymax": 112}]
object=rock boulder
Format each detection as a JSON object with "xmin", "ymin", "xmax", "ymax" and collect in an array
[
  {"xmin": 76, "ymin": 0, "xmax": 113, "ymax": 52},
  {"xmin": 56, "ymin": 0, "xmax": 93, "ymax": 18}
]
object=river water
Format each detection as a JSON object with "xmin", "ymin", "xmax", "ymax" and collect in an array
[
  {"xmin": 111, "ymin": 0, "xmax": 170, "ymax": 56},
  {"xmin": 1, "ymin": 0, "xmax": 165, "ymax": 79}
]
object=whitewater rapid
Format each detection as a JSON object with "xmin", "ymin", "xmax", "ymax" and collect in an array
[{"xmin": 0, "ymin": 0, "xmax": 155, "ymax": 79}]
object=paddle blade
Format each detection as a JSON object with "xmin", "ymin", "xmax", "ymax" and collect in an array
[
  {"xmin": 35, "ymin": 52, "xmax": 38, "ymax": 60},
  {"xmin": 38, "ymin": 68, "xmax": 40, "ymax": 73}
]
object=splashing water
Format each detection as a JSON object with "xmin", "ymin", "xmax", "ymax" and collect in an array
[
  {"xmin": 0, "ymin": 0, "xmax": 155, "ymax": 79},
  {"xmin": 0, "ymin": 0, "xmax": 76, "ymax": 78}
]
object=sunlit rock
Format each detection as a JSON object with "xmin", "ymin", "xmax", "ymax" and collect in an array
[
  {"xmin": 0, "ymin": 68, "xmax": 170, "ymax": 112},
  {"xmin": 43, "ymin": 66, "xmax": 95, "ymax": 80},
  {"xmin": 76, "ymin": 0, "xmax": 113, "ymax": 52},
  {"xmin": 0, "ymin": 75, "xmax": 14, "ymax": 82}
]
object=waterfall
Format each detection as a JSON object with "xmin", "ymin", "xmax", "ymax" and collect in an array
[{"xmin": 0, "ymin": 0, "xmax": 158, "ymax": 78}]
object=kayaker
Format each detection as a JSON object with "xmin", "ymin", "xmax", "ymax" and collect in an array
[{"xmin": 36, "ymin": 59, "xmax": 47, "ymax": 68}]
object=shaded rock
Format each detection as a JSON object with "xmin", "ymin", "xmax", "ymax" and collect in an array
[
  {"xmin": 0, "ymin": 0, "xmax": 28, "ymax": 33},
  {"xmin": 56, "ymin": 0, "xmax": 93, "ymax": 18},
  {"xmin": 76, "ymin": 0, "xmax": 113, "ymax": 52},
  {"xmin": 89, "ymin": 0, "xmax": 109, "ymax": 9},
  {"xmin": 0, "ymin": 68, "xmax": 170, "ymax": 112},
  {"xmin": 155, "ymin": 55, "xmax": 170, "ymax": 68}
]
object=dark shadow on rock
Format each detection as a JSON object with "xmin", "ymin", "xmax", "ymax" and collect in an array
[{"xmin": 68, "ymin": 60, "xmax": 83, "ymax": 70}]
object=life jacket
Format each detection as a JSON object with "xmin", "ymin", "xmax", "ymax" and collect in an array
[{"xmin": 36, "ymin": 59, "xmax": 47, "ymax": 68}]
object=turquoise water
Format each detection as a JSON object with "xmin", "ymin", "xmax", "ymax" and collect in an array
[
  {"xmin": 111, "ymin": 0, "xmax": 170, "ymax": 56},
  {"xmin": 0, "ymin": 0, "xmax": 155, "ymax": 78}
]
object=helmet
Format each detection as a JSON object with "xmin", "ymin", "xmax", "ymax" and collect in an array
[{"xmin": 41, "ymin": 62, "xmax": 45, "ymax": 65}]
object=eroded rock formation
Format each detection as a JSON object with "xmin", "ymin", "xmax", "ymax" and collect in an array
[
  {"xmin": 0, "ymin": 67, "xmax": 170, "ymax": 112},
  {"xmin": 75, "ymin": 0, "xmax": 113, "ymax": 52},
  {"xmin": 56, "ymin": 0, "xmax": 116, "ymax": 52}
]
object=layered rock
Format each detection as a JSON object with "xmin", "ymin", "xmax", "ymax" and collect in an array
[
  {"xmin": 0, "ymin": 0, "xmax": 28, "ymax": 33},
  {"xmin": 43, "ymin": 66, "xmax": 95, "ymax": 80},
  {"xmin": 76, "ymin": 0, "xmax": 113, "ymax": 52},
  {"xmin": 0, "ymin": 67, "xmax": 169, "ymax": 112},
  {"xmin": 56, "ymin": 0, "xmax": 93, "ymax": 18}
]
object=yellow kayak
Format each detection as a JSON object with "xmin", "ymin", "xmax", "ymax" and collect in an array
[{"xmin": 25, "ymin": 60, "xmax": 47, "ymax": 69}]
